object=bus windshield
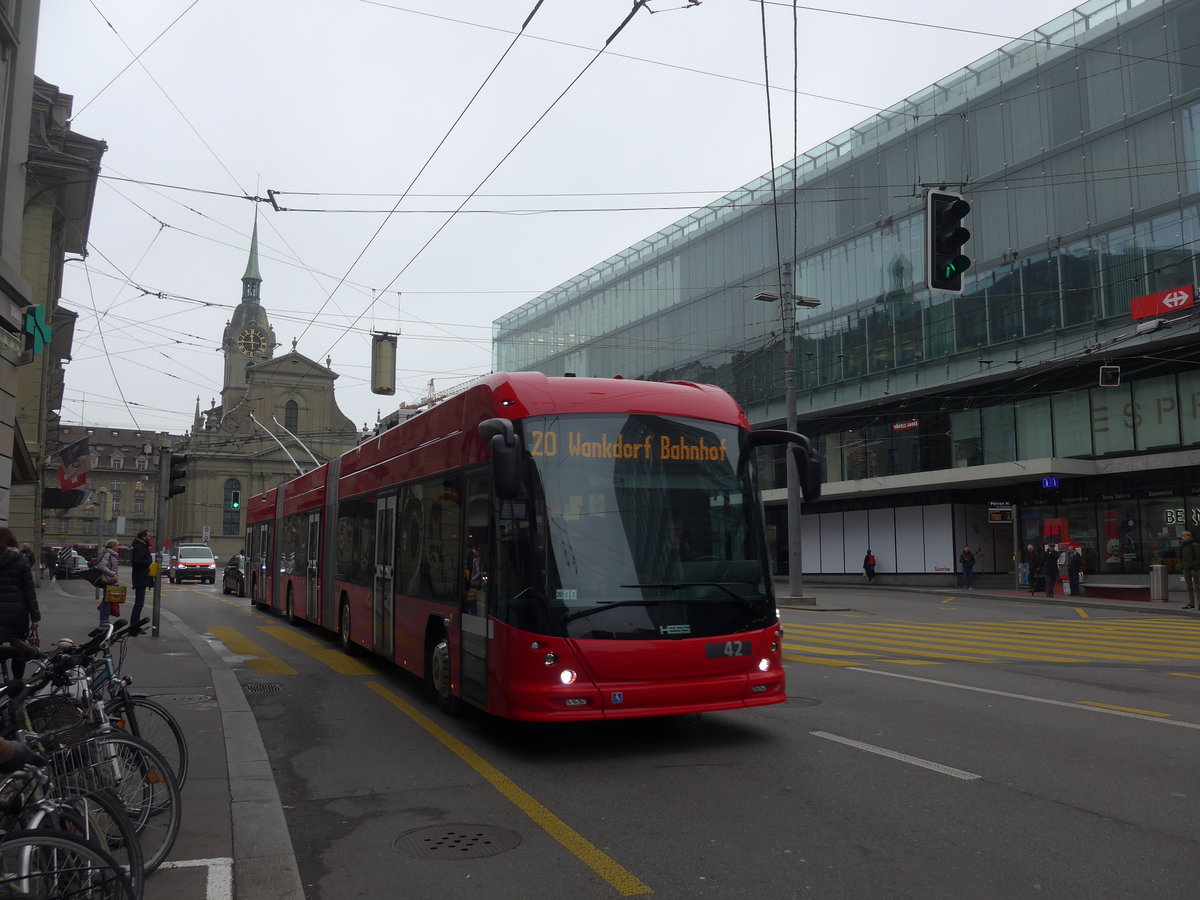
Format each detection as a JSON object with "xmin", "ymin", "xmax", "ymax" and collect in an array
[{"xmin": 514, "ymin": 413, "xmax": 775, "ymax": 641}]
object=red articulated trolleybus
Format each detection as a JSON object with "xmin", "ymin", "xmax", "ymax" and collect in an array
[{"xmin": 245, "ymin": 373, "xmax": 821, "ymax": 722}]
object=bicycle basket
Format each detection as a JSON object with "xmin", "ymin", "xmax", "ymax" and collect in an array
[{"xmin": 25, "ymin": 694, "xmax": 90, "ymax": 748}]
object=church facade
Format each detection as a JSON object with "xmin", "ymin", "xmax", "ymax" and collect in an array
[{"xmin": 165, "ymin": 220, "xmax": 362, "ymax": 561}]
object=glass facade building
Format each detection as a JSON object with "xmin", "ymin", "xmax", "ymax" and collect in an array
[{"xmin": 494, "ymin": 0, "xmax": 1200, "ymax": 583}]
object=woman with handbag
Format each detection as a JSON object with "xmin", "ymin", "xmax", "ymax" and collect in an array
[
  {"xmin": 97, "ymin": 538, "xmax": 121, "ymax": 625},
  {"xmin": 0, "ymin": 527, "xmax": 40, "ymax": 679}
]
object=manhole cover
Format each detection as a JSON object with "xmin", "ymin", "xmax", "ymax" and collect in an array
[
  {"xmin": 243, "ymin": 682, "xmax": 283, "ymax": 694},
  {"xmin": 151, "ymin": 694, "xmax": 213, "ymax": 705},
  {"xmin": 393, "ymin": 824, "xmax": 522, "ymax": 860}
]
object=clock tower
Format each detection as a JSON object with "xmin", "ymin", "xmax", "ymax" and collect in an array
[{"xmin": 221, "ymin": 217, "xmax": 277, "ymax": 404}]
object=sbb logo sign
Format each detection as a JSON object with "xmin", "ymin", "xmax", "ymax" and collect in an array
[{"xmin": 1131, "ymin": 284, "xmax": 1194, "ymax": 320}]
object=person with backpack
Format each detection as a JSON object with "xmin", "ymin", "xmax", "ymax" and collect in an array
[{"xmin": 863, "ymin": 550, "xmax": 877, "ymax": 585}]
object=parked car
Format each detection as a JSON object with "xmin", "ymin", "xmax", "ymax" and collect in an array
[
  {"xmin": 168, "ymin": 545, "xmax": 217, "ymax": 584},
  {"xmin": 221, "ymin": 555, "xmax": 246, "ymax": 597},
  {"xmin": 57, "ymin": 549, "xmax": 90, "ymax": 579}
]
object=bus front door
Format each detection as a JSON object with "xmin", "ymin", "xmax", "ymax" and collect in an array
[
  {"xmin": 306, "ymin": 513, "xmax": 320, "ymax": 621},
  {"xmin": 374, "ymin": 495, "xmax": 396, "ymax": 657},
  {"xmin": 460, "ymin": 474, "xmax": 490, "ymax": 708}
]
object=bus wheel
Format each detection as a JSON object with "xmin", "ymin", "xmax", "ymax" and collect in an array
[
  {"xmin": 428, "ymin": 638, "xmax": 461, "ymax": 716},
  {"xmin": 339, "ymin": 602, "xmax": 354, "ymax": 655}
]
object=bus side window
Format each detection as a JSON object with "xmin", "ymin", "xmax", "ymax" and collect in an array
[{"xmin": 464, "ymin": 473, "xmax": 490, "ymax": 617}]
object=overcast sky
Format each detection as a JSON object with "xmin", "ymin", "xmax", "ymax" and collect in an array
[{"xmin": 35, "ymin": 0, "xmax": 1062, "ymax": 436}]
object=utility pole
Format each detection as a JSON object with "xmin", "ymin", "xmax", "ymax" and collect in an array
[
  {"xmin": 781, "ymin": 262, "xmax": 803, "ymax": 601},
  {"xmin": 152, "ymin": 443, "xmax": 170, "ymax": 637}
]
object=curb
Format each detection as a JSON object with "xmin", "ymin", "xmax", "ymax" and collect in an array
[{"xmin": 167, "ymin": 610, "xmax": 305, "ymax": 900}]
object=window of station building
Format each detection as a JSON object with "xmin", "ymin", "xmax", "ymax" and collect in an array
[
  {"xmin": 982, "ymin": 405, "xmax": 1016, "ymax": 465},
  {"xmin": 842, "ymin": 315, "xmax": 868, "ymax": 379},
  {"xmin": 1140, "ymin": 211, "xmax": 1194, "ymax": 296},
  {"xmin": 1062, "ymin": 504, "xmax": 1100, "ymax": 574},
  {"xmin": 1179, "ymin": 370, "xmax": 1200, "ymax": 445},
  {"xmin": 984, "ymin": 267, "xmax": 1021, "ymax": 343},
  {"xmin": 1090, "ymin": 384, "xmax": 1135, "ymax": 455},
  {"xmin": 867, "ymin": 306, "xmax": 894, "ymax": 374},
  {"xmin": 924, "ymin": 296, "xmax": 954, "ymax": 360},
  {"xmin": 1133, "ymin": 374, "xmax": 1181, "ymax": 451},
  {"xmin": 949, "ymin": 409, "xmax": 981, "ymax": 468},
  {"xmin": 1023, "ymin": 256, "xmax": 1061, "ymax": 336},
  {"xmin": 1098, "ymin": 504, "xmax": 1140, "ymax": 574},
  {"xmin": 1143, "ymin": 495, "xmax": 1188, "ymax": 573},
  {"xmin": 954, "ymin": 284, "xmax": 987, "ymax": 351},
  {"xmin": 1100, "ymin": 226, "xmax": 1144, "ymax": 319},
  {"xmin": 1184, "ymin": 101, "xmax": 1200, "ymax": 193},
  {"xmin": 1016, "ymin": 396, "xmax": 1052, "ymax": 459},
  {"xmin": 1051, "ymin": 391, "xmax": 1092, "ymax": 458},
  {"xmin": 284, "ymin": 400, "xmax": 298, "ymax": 432},
  {"xmin": 1060, "ymin": 238, "xmax": 1100, "ymax": 326}
]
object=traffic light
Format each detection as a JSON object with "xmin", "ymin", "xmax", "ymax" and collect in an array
[
  {"xmin": 167, "ymin": 452, "xmax": 188, "ymax": 498},
  {"xmin": 1099, "ymin": 365, "xmax": 1121, "ymax": 387},
  {"xmin": 230, "ymin": 490, "xmax": 241, "ymax": 510},
  {"xmin": 926, "ymin": 189, "xmax": 971, "ymax": 294}
]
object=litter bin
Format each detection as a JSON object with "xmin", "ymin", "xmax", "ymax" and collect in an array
[{"xmin": 1150, "ymin": 564, "xmax": 1168, "ymax": 602}]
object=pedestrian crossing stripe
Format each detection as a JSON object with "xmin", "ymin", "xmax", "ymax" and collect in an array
[{"xmin": 781, "ymin": 619, "xmax": 1200, "ymax": 665}]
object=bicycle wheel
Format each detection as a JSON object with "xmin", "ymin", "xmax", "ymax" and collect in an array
[
  {"xmin": 53, "ymin": 785, "xmax": 145, "ymax": 900},
  {"xmin": 0, "ymin": 828, "xmax": 134, "ymax": 899},
  {"xmin": 107, "ymin": 697, "xmax": 188, "ymax": 788},
  {"xmin": 45, "ymin": 732, "xmax": 181, "ymax": 875}
]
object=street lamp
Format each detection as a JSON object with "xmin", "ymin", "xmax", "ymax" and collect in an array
[{"xmin": 755, "ymin": 262, "xmax": 817, "ymax": 601}]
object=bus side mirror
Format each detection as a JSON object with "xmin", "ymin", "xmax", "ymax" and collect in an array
[
  {"xmin": 750, "ymin": 429, "xmax": 823, "ymax": 504},
  {"xmin": 480, "ymin": 418, "xmax": 523, "ymax": 500}
]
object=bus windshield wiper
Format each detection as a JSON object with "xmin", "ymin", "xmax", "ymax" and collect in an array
[
  {"xmin": 624, "ymin": 582, "xmax": 759, "ymax": 609},
  {"xmin": 562, "ymin": 596, "xmax": 683, "ymax": 623}
]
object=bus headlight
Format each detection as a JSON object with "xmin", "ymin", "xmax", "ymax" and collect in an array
[
  {"xmin": 544, "ymin": 652, "xmax": 557, "ymax": 666},
  {"xmin": 559, "ymin": 668, "xmax": 577, "ymax": 685},
  {"xmin": 758, "ymin": 658, "xmax": 770, "ymax": 672}
]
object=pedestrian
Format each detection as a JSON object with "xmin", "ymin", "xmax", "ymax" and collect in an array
[
  {"xmin": 1181, "ymin": 530, "xmax": 1199, "ymax": 610},
  {"xmin": 1025, "ymin": 544, "xmax": 1042, "ymax": 594},
  {"xmin": 959, "ymin": 546, "xmax": 976, "ymax": 590},
  {"xmin": 129, "ymin": 530, "xmax": 153, "ymax": 633},
  {"xmin": 18, "ymin": 543, "xmax": 34, "ymax": 571},
  {"xmin": 1067, "ymin": 546, "xmax": 1084, "ymax": 597},
  {"xmin": 96, "ymin": 539, "xmax": 121, "ymax": 625},
  {"xmin": 41, "ymin": 546, "xmax": 55, "ymax": 581},
  {"xmin": 1041, "ymin": 544, "xmax": 1060, "ymax": 597},
  {"xmin": 0, "ymin": 527, "xmax": 41, "ymax": 680},
  {"xmin": 863, "ymin": 549, "xmax": 877, "ymax": 585}
]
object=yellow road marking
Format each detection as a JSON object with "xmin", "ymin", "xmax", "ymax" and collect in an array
[
  {"xmin": 366, "ymin": 682, "xmax": 653, "ymax": 896},
  {"xmin": 206, "ymin": 626, "xmax": 297, "ymax": 675},
  {"xmin": 1171, "ymin": 672, "xmax": 1200, "ymax": 679},
  {"xmin": 1075, "ymin": 608, "xmax": 1089, "ymax": 618},
  {"xmin": 942, "ymin": 597, "xmax": 955, "ymax": 604},
  {"xmin": 259, "ymin": 625, "xmax": 378, "ymax": 675},
  {"xmin": 1077, "ymin": 701, "xmax": 1171, "ymax": 718}
]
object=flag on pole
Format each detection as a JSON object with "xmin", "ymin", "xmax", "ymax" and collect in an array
[{"xmin": 57, "ymin": 437, "xmax": 90, "ymax": 490}]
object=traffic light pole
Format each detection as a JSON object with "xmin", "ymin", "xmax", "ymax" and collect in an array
[
  {"xmin": 152, "ymin": 444, "xmax": 169, "ymax": 638},
  {"xmin": 781, "ymin": 267, "xmax": 803, "ymax": 602}
]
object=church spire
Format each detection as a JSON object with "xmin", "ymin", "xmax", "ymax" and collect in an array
[{"xmin": 242, "ymin": 212, "xmax": 262, "ymax": 302}]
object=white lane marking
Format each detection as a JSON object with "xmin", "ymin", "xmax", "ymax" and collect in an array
[
  {"xmin": 851, "ymin": 667, "xmax": 1200, "ymax": 730},
  {"xmin": 158, "ymin": 858, "xmax": 233, "ymax": 900},
  {"xmin": 810, "ymin": 730, "xmax": 981, "ymax": 781}
]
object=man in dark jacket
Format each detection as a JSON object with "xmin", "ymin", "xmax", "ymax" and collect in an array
[
  {"xmin": 1067, "ymin": 547, "xmax": 1084, "ymax": 596},
  {"xmin": 130, "ymin": 530, "xmax": 154, "ymax": 632},
  {"xmin": 0, "ymin": 527, "xmax": 40, "ymax": 678},
  {"xmin": 1025, "ymin": 544, "xmax": 1042, "ymax": 594},
  {"xmin": 1181, "ymin": 531, "xmax": 1199, "ymax": 610},
  {"xmin": 1041, "ymin": 545, "xmax": 1060, "ymax": 597}
]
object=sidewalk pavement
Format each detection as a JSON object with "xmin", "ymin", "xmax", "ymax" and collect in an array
[
  {"xmin": 35, "ymin": 574, "xmax": 304, "ymax": 900},
  {"xmin": 776, "ymin": 577, "xmax": 1200, "ymax": 616}
]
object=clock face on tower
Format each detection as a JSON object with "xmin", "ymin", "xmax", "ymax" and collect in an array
[{"xmin": 236, "ymin": 327, "xmax": 268, "ymax": 357}]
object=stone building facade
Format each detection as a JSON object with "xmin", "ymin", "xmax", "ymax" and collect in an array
[{"xmin": 165, "ymin": 220, "xmax": 361, "ymax": 562}]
